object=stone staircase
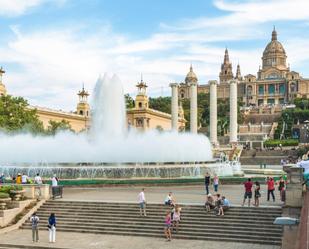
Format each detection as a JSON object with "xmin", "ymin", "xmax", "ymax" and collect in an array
[{"xmin": 21, "ymin": 200, "xmax": 283, "ymax": 246}]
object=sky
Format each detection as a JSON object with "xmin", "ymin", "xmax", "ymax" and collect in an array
[{"xmin": 0, "ymin": 0, "xmax": 309, "ymax": 111}]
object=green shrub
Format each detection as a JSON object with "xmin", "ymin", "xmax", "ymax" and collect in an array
[
  {"xmin": 0, "ymin": 192, "xmax": 10, "ymax": 199},
  {"xmin": 0, "ymin": 185, "xmax": 23, "ymax": 193},
  {"xmin": 264, "ymin": 139, "xmax": 299, "ymax": 147}
]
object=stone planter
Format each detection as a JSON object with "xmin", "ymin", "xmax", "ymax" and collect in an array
[
  {"xmin": 10, "ymin": 190, "xmax": 25, "ymax": 201},
  {"xmin": 0, "ymin": 198, "xmax": 11, "ymax": 210}
]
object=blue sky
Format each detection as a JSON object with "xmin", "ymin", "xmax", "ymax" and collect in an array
[{"xmin": 0, "ymin": 0, "xmax": 309, "ymax": 110}]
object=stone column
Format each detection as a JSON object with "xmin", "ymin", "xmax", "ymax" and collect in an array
[
  {"xmin": 170, "ymin": 83, "xmax": 179, "ymax": 131},
  {"xmin": 190, "ymin": 82, "xmax": 198, "ymax": 133},
  {"xmin": 229, "ymin": 80, "xmax": 238, "ymax": 144},
  {"xmin": 209, "ymin": 80, "xmax": 218, "ymax": 145}
]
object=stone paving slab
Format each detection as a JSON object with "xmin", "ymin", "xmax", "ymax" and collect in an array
[
  {"xmin": 60, "ymin": 184, "xmax": 283, "ymax": 207},
  {"xmin": 0, "ymin": 230, "xmax": 280, "ymax": 249}
]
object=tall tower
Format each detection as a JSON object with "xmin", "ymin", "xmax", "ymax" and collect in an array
[
  {"xmin": 76, "ymin": 85, "xmax": 90, "ymax": 117},
  {"xmin": 235, "ymin": 63, "xmax": 242, "ymax": 81},
  {"xmin": 219, "ymin": 48, "xmax": 234, "ymax": 84},
  {"xmin": 185, "ymin": 65, "xmax": 198, "ymax": 134},
  {"xmin": 0, "ymin": 67, "xmax": 7, "ymax": 96},
  {"xmin": 135, "ymin": 78, "xmax": 149, "ymax": 109}
]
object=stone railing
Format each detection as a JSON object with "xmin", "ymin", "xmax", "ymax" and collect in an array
[{"xmin": 2, "ymin": 184, "xmax": 50, "ymax": 200}]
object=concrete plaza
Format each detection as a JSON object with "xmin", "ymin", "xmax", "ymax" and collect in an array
[{"xmin": 60, "ymin": 183, "xmax": 283, "ymax": 207}]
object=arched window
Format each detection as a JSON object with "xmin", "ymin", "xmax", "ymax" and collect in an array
[
  {"xmin": 268, "ymin": 84, "xmax": 275, "ymax": 94},
  {"xmin": 225, "ymin": 70, "xmax": 227, "ymax": 75},
  {"xmin": 138, "ymin": 102, "xmax": 142, "ymax": 108},
  {"xmin": 79, "ymin": 110, "xmax": 83, "ymax": 115},
  {"xmin": 290, "ymin": 83, "xmax": 296, "ymax": 92}
]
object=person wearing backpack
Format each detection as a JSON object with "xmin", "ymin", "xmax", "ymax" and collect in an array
[{"xmin": 30, "ymin": 213, "xmax": 39, "ymax": 242}]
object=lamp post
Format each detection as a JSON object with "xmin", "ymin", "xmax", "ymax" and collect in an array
[{"xmin": 302, "ymin": 120, "xmax": 309, "ymax": 144}]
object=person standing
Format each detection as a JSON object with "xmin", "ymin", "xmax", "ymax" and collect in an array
[
  {"xmin": 30, "ymin": 213, "xmax": 39, "ymax": 242},
  {"xmin": 204, "ymin": 172, "xmax": 211, "ymax": 195},
  {"xmin": 22, "ymin": 173, "xmax": 28, "ymax": 184},
  {"xmin": 48, "ymin": 213, "xmax": 56, "ymax": 243},
  {"xmin": 266, "ymin": 177, "xmax": 275, "ymax": 202},
  {"xmin": 16, "ymin": 173, "xmax": 22, "ymax": 184},
  {"xmin": 277, "ymin": 176, "xmax": 286, "ymax": 202},
  {"xmin": 0, "ymin": 173, "xmax": 5, "ymax": 184},
  {"xmin": 254, "ymin": 181, "xmax": 261, "ymax": 207},
  {"xmin": 213, "ymin": 174, "xmax": 219, "ymax": 192},
  {"xmin": 164, "ymin": 211, "xmax": 172, "ymax": 241},
  {"xmin": 242, "ymin": 178, "xmax": 253, "ymax": 207},
  {"xmin": 138, "ymin": 188, "xmax": 146, "ymax": 216},
  {"xmin": 51, "ymin": 175, "xmax": 58, "ymax": 187},
  {"xmin": 34, "ymin": 173, "xmax": 43, "ymax": 199}
]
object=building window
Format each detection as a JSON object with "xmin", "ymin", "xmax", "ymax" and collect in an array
[
  {"xmin": 279, "ymin": 98, "xmax": 284, "ymax": 104},
  {"xmin": 267, "ymin": 99, "xmax": 275, "ymax": 105},
  {"xmin": 86, "ymin": 111, "xmax": 89, "ymax": 116},
  {"xmin": 258, "ymin": 99, "xmax": 264, "ymax": 106},
  {"xmin": 258, "ymin": 85, "xmax": 264, "ymax": 95},
  {"xmin": 136, "ymin": 118, "xmax": 143, "ymax": 127},
  {"xmin": 268, "ymin": 84, "xmax": 275, "ymax": 95},
  {"xmin": 180, "ymin": 90, "xmax": 185, "ymax": 99},
  {"xmin": 290, "ymin": 83, "xmax": 296, "ymax": 92},
  {"xmin": 225, "ymin": 70, "xmax": 227, "ymax": 75},
  {"xmin": 279, "ymin": 84, "xmax": 285, "ymax": 94},
  {"xmin": 79, "ymin": 110, "xmax": 83, "ymax": 115},
  {"xmin": 138, "ymin": 102, "xmax": 142, "ymax": 108},
  {"xmin": 247, "ymin": 85, "xmax": 253, "ymax": 96}
]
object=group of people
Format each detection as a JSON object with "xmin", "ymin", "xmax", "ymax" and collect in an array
[
  {"xmin": 0, "ymin": 173, "xmax": 59, "ymax": 187},
  {"xmin": 205, "ymin": 193, "xmax": 230, "ymax": 216},
  {"xmin": 30, "ymin": 212, "xmax": 56, "ymax": 243},
  {"xmin": 242, "ymin": 176, "xmax": 286, "ymax": 207},
  {"xmin": 137, "ymin": 189, "xmax": 182, "ymax": 242}
]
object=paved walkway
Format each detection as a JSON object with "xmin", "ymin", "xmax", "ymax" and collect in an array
[
  {"xmin": 60, "ymin": 184, "xmax": 283, "ymax": 207},
  {"xmin": 0, "ymin": 230, "xmax": 280, "ymax": 249}
]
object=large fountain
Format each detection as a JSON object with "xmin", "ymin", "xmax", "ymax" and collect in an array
[{"xmin": 0, "ymin": 74, "xmax": 241, "ymax": 179}]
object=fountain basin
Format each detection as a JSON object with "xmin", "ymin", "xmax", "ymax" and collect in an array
[{"xmin": 0, "ymin": 161, "xmax": 238, "ymax": 179}]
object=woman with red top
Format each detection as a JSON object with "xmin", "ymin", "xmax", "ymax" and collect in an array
[{"xmin": 266, "ymin": 177, "xmax": 275, "ymax": 202}]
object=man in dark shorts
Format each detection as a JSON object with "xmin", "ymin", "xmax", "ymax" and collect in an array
[{"xmin": 242, "ymin": 178, "xmax": 253, "ymax": 207}]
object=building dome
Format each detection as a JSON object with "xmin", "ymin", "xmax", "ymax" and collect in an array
[
  {"xmin": 262, "ymin": 28, "xmax": 287, "ymax": 70},
  {"xmin": 185, "ymin": 65, "xmax": 198, "ymax": 84}
]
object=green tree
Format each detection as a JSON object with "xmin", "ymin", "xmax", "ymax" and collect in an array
[
  {"xmin": 125, "ymin": 94, "xmax": 135, "ymax": 109},
  {"xmin": 0, "ymin": 95, "xmax": 44, "ymax": 134},
  {"xmin": 149, "ymin": 97, "xmax": 171, "ymax": 114},
  {"xmin": 47, "ymin": 120, "xmax": 73, "ymax": 135}
]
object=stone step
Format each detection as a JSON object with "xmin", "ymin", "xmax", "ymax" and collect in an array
[
  {"xmin": 0, "ymin": 244, "xmax": 70, "ymax": 249},
  {"xmin": 27, "ymin": 215, "xmax": 281, "ymax": 230},
  {"xmin": 22, "ymin": 221, "xmax": 282, "ymax": 235},
  {"xmin": 39, "ymin": 204, "xmax": 282, "ymax": 215},
  {"xmin": 34, "ymin": 210, "xmax": 279, "ymax": 222},
  {"xmin": 36, "ymin": 208, "xmax": 281, "ymax": 219},
  {"xmin": 44, "ymin": 201, "xmax": 282, "ymax": 212},
  {"xmin": 21, "ymin": 226, "xmax": 282, "ymax": 245},
  {"xmin": 23, "ymin": 217, "xmax": 281, "ymax": 230}
]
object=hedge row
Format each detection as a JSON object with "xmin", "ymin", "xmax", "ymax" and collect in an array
[{"xmin": 264, "ymin": 139, "xmax": 299, "ymax": 147}]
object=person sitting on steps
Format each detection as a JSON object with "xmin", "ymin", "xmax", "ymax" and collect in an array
[{"xmin": 205, "ymin": 194, "xmax": 215, "ymax": 213}]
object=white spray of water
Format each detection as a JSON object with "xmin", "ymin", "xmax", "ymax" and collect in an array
[{"xmin": 0, "ymin": 74, "xmax": 213, "ymax": 164}]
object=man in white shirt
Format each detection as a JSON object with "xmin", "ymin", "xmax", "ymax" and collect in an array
[
  {"xmin": 51, "ymin": 175, "xmax": 58, "ymax": 187},
  {"xmin": 34, "ymin": 174, "xmax": 42, "ymax": 185},
  {"xmin": 138, "ymin": 188, "xmax": 146, "ymax": 216},
  {"xmin": 21, "ymin": 173, "xmax": 28, "ymax": 184},
  {"xmin": 34, "ymin": 173, "xmax": 43, "ymax": 200}
]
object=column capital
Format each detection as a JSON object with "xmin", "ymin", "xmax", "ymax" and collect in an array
[
  {"xmin": 228, "ymin": 79, "xmax": 238, "ymax": 85},
  {"xmin": 208, "ymin": 80, "xmax": 218, "ymax": 85},
  {"xmin": 169, "ymin": 83, "xmax": 179, "ymax": 88},
  {"xmin": 188, "ymin": 82, "xmax": 197, "ymax": 87}
]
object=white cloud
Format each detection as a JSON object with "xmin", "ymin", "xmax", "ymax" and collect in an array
[
  {"xmin": 0, "ymin": 0, "xmax": 65, "ymax": 17},
  {"xmin": 1, "ymin": 0, "xmax": 309, "ymax": 111}
]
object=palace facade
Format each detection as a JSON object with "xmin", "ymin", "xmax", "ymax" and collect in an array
[
  {"xmin": 179, "ymin": 28, "xmax": 309, "ymax": 106},
  {"xmin": 0, "ymin": 70, "xmax": 185, "ymax": 132}
]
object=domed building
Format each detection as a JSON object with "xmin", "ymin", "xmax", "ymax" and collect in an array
[
  {"xmin": 241, "ymin": 27, "xmax": 309, "ymax": 106},
  {"xmin": 179, "ymin": 28, "xmax": 309, "ymax": 107}
]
